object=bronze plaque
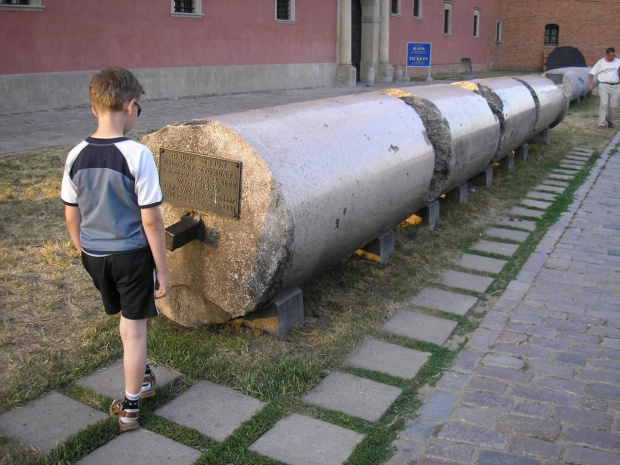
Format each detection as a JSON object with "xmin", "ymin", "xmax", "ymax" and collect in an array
[{"xmin": 158, "ymin": 148, "xmax": 242, "ymax": 219}]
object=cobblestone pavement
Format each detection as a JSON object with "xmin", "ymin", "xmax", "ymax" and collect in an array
[{"xmin": 388, "ymin": 135, "xmax": 620, "ymax": 465}]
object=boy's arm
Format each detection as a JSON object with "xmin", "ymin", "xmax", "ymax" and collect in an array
[
  {"xmin": 141, "ymin": 206, "xmax": 169, "ymax": 299},
  {"xmin": 65, "ymin": 205, "xmax": 82, "ymax": 253}
]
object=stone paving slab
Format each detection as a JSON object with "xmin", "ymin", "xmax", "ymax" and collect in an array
[
  {"xmin": 411, "ymin": 287, "xmax": 478, "ymax": 316},
  {"xmin": 76, "ymin": 360, "xmax": 180, "ymax": 400},
  {"xmin": 526, "ymin": 190, "xmax": 557, "ymax": 202},
  {"xmin": 458, "ymin": 253, "xmax": 507, "ymax": 274},
  {"xmin": 442, "ymin": 269, "xmax": 494, "ymax": 293},
  {"xmin": 547, "ymin": 173, "xmax": 574, "ymax": 181},
  {"xmin": 155, "ymin": 380, "xmax": 265, "ymax": 441},
  {"xmin": 75, "ymin": 428, "xmax": 202, "ymax": 464},
  {"xmin": 510, "ymin": 206, "xmax": 544, "ymax": 219},
  {"xmin": 534, "ymin": 183, "xmax": 565, "ymax": 193},
  {"xmin": 486, "ymin": 227, "xmax": 530, "ymax": 243},
  {"xmin": 302, "ymin": 371, "xmax": 401, "ymax": 422},
  {"xmin": 344, "ymin": 338, "xmax": 431, "ymax": 380},
  {"xmin": 541, "ymin": 179, "xmax": 569, "ymax": 187},
  {"xmin": 559, "ymin": 164, "xmax": 581, "ymax": 171},
  {"xmin": 564, "ymin": 154, "xmax": 590, "ymax": 161},
  {"xmin": 561, "ymin": 160, "xmax": 585, "ymax": 166},
  {"xmin": 249, "ymin": 414, "xmax": 364, "ymax": 465},
  {"xmin": 0, "ymin": 391, "xmax": 108, "ymax": 453},
  {"xmin": 495, "ymin": 218, "xmax": 537, "ymax": 232},
  {"xmin": 381, "ymin": 309, "xmax": 458, "ymax": 346},
  {"xmin": 471, "ymin": 240, "xmax": 520, "ymax": 258},
  {"xmin": 552, "ymin": 169, "xmax": 576, "ymax": 176},
  {"xmin": 520, "ymin": 198, "xmax": 553, "ymax": 210}
]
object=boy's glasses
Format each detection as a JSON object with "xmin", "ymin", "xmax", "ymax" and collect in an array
[{"xmin": 134, "ymin": 102, "xmax": 142, "ymax": 118}]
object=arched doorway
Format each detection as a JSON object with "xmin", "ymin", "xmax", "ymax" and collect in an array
[{"xmin": 352, "ymin": 0, "xmax": 362, "ymax": 82}]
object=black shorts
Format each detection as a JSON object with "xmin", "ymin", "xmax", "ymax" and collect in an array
[{"xmin": 81, "ymin": 248, "xmax": 159, "ymax": 320}]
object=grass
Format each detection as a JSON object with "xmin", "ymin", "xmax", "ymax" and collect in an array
[{"xmin": 0, "ymin": 92, "xmax": 617, "ymax": 464}]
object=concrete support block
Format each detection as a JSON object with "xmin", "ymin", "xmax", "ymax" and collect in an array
[
  {"xmin": 337, "ymin": 64, "xmax": 357, "ymax": 87},
  {"xmin": 534, "ymin": 127, "xmax": 551, "ymax": 145},
  {"xmin": 360, "ymin": 231, "xmax": 395, "ymax": 264},
  {"xmin": 501, "ymin": 152, "xmax": 515, "ymax": 172},
  {"xmin": 241, "ymin": 288, "xmax": 304, "ymax": 339},
  {"xmin": 418, "ymin": 200, "xmax": 440, "ymax": 230},
  {"xmin": 394, "ymin": 66, "xmax": 403, "ymax": 82},
  {"xmin": 446, "ymin": 182, "xmax": 469, "ymax": 204},
  {"xmin": 471, "ymin": 166, "xmax": 493, "ymax": 187},
  {"xmin": 516, "ymin": 143, "xmax": 528, "ymax": 161}
]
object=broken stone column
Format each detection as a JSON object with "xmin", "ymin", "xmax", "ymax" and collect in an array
[
  {"xmin": 141, "ymin": 92, "xmax": 435, "ymax": 327},
  {"xmin": 542, "ymin": 67, "xmax": 591, "ymax": 102},
  {"xmin": 452, "ymin": 78, "xmax": 537, "ymax": 161},
  {"xmin": 381, "ymin": 85, "xmax": 500, "ymax": 204},
  {"xmin": 513, "ymin": 75, "xmax": 569, "ymax": 136}
]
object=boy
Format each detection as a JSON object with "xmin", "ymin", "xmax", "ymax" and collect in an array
[{"xmin": 61, "ymin": 67, "xmax": 169, "ymax": 432}]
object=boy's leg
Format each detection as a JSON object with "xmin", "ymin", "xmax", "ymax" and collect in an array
[{"xmin": 119, "ymin": 316, "xmax": 148, "ymax": 395}]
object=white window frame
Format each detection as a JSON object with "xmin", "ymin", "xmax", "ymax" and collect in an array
[
  {"xmin": 413, "ymin": 0, "xmax": 423, "ymax": 20},
  {"xmin": 473, "ymin": 8, "xmax": 481, "ymax": 38},
  {"xmin": 496, "ymin": 20, "xmax": 502, "ymax": 43},
  {"xmin": 0, "ymin": 0, "xmax": 44, "ymax": 12},
  {"xmin": 275, "ymin": 0, "xmax": 296, "ymax": 23},
  {"xmin": 390, "ymin": 0, "xmax": 401, "ymax": 17},
  {"xmin": 443, "ymin": 2, "xmax": 453, "ymax": 36},
  {"xmin": 170, "ymin": 0, "xmax": 204, "ymax": 19}
]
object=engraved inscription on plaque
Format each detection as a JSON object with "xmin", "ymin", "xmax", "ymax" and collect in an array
[{"xmin": 158, "ymin": 148, "xmax": 242, "ymax": 219}]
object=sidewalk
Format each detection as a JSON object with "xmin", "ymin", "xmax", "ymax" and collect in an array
[
  {"xmin": 0, "ymin": 81, "xmax": 421, "ymax": 155},
  {"xmin": 1, "ymin": 85, "xmax": 619, "ymax": 464}
]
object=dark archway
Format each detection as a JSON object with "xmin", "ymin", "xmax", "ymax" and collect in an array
[
  {"xmin": 546, "ymin": 46, "xmax": 587, "ymax": 70},
  {"xmin": 352, "ymin": 0, "xmax": 362, "ymax": 82}
]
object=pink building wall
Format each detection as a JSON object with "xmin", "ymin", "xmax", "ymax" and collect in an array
[
  {"xmin": 390, "ymin": 0, "xmax": 488, "ymax": 68},
  {"xmin": 1, "ymin": 0, "xmax": 338, "ymax": 75}
]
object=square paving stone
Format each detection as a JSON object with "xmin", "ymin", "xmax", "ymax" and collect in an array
[
  {"xmin": 77, "ymin": 360, "xmax": 180, "ymax": 400},
  {"xmin": 249, "ymin": 414, "xmax": 364, "ymax": 465},
  {"xmin": 381, "ymin": 309, "xmax": 458, "ymax": 346},
  {"xmin": 547, "ymin": 173, "xmax": 574, "ymax": 181},
  {"xmin": 486, "ymin": 227, "xmax": 530, "ymax": 243},
  {"xmin": 471, "ymin": 240, "xmax": 519, "ymax": 258},
  {"xmin": 302, "ymin": 372, "xmax": 401, "ymax": 422},
  {"xmin": 495, "ymin": 218, "xmax": 537, "ymax": 232},
  {"xmin": 552, "ymin": 169, "xmax": 576, "ymax": 176},
  {"xmin": 344, "ymin": 338, "xmax": 430, "ymax": 380},
  {"xmin": 520, "ymin": 198, "xmax": 552, "ymax": 210},
  {"xmin": 411, "ymin": 287, "xmax": 478, "ymax": 316},
  {"xmin": 561, "ymin": 160, "xmax": 585, "ymax": 166},
  {"xmin": 542, "ymin": 179, "xmax": 569, "ymax": 187},
  {"xmin": 559, "ymin": 164, "xmax": 580, "ymax": 171},
  {"xmin": 155, "ymin": 380, "xmax": 265, "ymax": 441},
  {"xmin": 0, "ymin": 391, "xmax": 108, "ymax": 453},
  {"xmin": 565, "ymin": 155, "xmax": 589, "ymax": 161},
  {"xmin": 526, "ymin": 191, "xmax": 557, "ymax": 202},
  {"xmin": 442, "ymin": 269, "xmax": 494, "ymax": 293},
  {"xmin": 534, "ymin": 184, "xmax": 565, "ymax": 193},
  {"xmin": 75, "ymin": 428, "xmax": 202, "ymax": 465},
  {"xmin": 510, "ymin": 206, "xmax": 544, "ymax": 219},
  {"xmin": 459, "ymin": 253, "xmax": 507, "ymax": 274}
]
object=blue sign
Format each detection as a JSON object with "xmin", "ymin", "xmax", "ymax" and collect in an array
[{"xmin": 407, "ymin": 42, "xmax": 432, "ymax": 68}]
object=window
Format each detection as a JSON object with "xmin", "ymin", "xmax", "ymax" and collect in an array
[
  {"xmin": 276, "ymin": 0, "xmax": 295, "ymax": 21},
  {"xmin": 391, "ymin": 0, "xmax": 401, "ymax": 16},
  {"xmin": 473, "ymin": 9, "xmax": 480, "ymax": 38},
  {"xmin": 170, "ymin": 0, "xmax": 203, "ymax": 18},
  {"xmin": 544, "ymin": 24, "xmax": 559, "ymax": 45},
  {"xmin": 496, "ymin": 21, "xmax": 502, "ymax": 42},
  {"xmin": 444, "ymin": 2, "xmax": 453, "ymax": 35},
  {"xmin": 0, "ymin": 0, "xmax": 44, "ymax": 11},
  {"xmin": 413, "ymin": 0, "xmax": 422, "ymax": 19}
]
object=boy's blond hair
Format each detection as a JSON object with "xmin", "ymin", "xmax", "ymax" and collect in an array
[{"xmin": 89, "ymin": 67, "xmax": 145, "ymax": 116}]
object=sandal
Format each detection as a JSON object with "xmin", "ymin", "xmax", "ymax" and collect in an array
[
  {"xmin": 109, "ymin": 399, "xmax": 140, "ymax": 432},
  {"xmin": 141, "ymin": 368, "xmax": 157, "ymax": 399}
]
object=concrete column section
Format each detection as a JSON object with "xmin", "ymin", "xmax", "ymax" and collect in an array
[
  {"xmin": 142, "ymin": 92, "xmax": 435, "ymax": 326},
  {"xmin": 337, "ymin": 0, "xmax": 356, "ymax": 86},
  {"xmin": 382, "ymin": 85, "xmax": 500, "ymax": 204},
  {"xmin": 543, "ymin": 67, "xmax": 591, "ymax": 103},
  {"xmin": 513, "ymin": 75, "xmax": 569, "ymax": 138},
  {"xmin": 377, "ymin": 0, "xmax": 393, "ymax": 82},
  {"xmin": 453, "ymin": 78, "xmax": 537, "ymax": 162}
]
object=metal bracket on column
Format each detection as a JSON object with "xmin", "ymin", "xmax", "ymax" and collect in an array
[{"xmin": 165, "ymin": 214, "xmax": 220, "ymax": 251}]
